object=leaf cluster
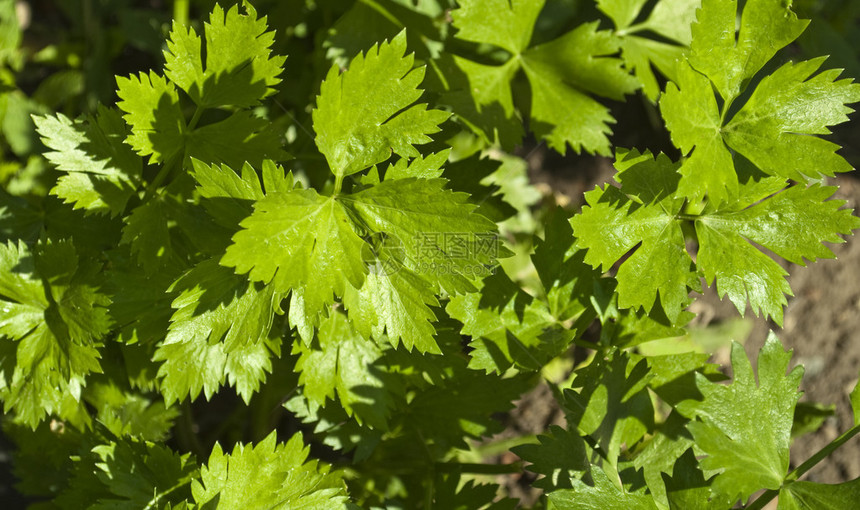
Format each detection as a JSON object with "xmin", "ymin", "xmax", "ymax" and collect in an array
[{"xmin": 1, "ymin": 0, "xmax": 860, "ymax": 509}]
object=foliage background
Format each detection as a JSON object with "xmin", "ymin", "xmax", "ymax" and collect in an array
[{"xmin": 1, "ymin": 0, "xmax": 859, "ymax": 507}]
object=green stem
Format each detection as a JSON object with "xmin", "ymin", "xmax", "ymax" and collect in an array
[
  {"xmin": 143, "ymin": 153, "xmax": 180, "ymax": 202},
  {"xmin": 473, "ymin": 434, "xmax": 539, "ymax": 457},
  {"xmin": 187, "ymin": 105, "xmax": 204, "ymax": 131},
  {"xmin": 615, "ymin": 22, "xmax": 647, "ymax": 37},
  {"xmin": 746, "ymin": 422, "xmax": 860, "ymax": 510},
  {"xmin": 173, "ymin": 0, "xmax": 189, "ymax": 27},
  {"xmin": 334, "ymin": 174, "xmax": 344, "ymax": 195}
]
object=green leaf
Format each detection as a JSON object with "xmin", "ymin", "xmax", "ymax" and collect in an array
[
  {"xmin": 611, "ymin": 0, "xmax": 700, "ymax": 100},
  {"xmin": 449, "ymin": 1, "xmax": 636, "ymax": 154},
  {"xmin": 723, "ymin": 57, "xmax": 860, "ymax": 182},
  {"xmin": 34, "ymin": 106, "xmax": 142, "ymax": 216},
  {"xmin": 436, "ymin": 56, "xmax": 524, "ymax": 148},
  {"xmin": 85, "ymin": 380, "xmax": 179, "ymax": 442},
  {"xmin": 404, "ymin": 369, "xmax": 531, "ymax": 450},
  {"xmin": 293, "ymin": 311, "xmax": 394, "ymax": 429},
  {"xmin": 514, "ymin": 425, "xmax": 590, "ymax": 491},
  {"xmin": 164, "ymin": 3, "xmax": 284, "ymax": 108},
  {"xmin": 346, "ymin": 177, "xmax": 500, "ymax": 294},
  {"xmin": 660, "ymin": 60, "xmax": 737, "ymax": 205},
  {"xmin": 343, "ymin": 250, "xmax": 441, "ymax": 354},
  {"xmin": 313, "ymin": 31, "xmax": 448, "ymax": 178},
  {"xmin": 384, "ymin": 150, "xmax": 449, "ymax": 180},
  {"xmin": 572, "ymin": 149, "xmax": 858, "ymax": 325},
  {"xmin": 191, "ymin": 159, "xmax": 293, "ymax": 229},
  {"xmin": 689, "ymin": 0, "xmax": 808, "ymax": 101},
  {"xmin": 791, "ymin": 401, "xmax": 835, "ymax": 439},
  {"xmin": 222, "ymin": 188, "xmax": 367, "ymax": 330},
  {"xmin": 532, "ymin": 208, "xmax": 599, "ymax": 322},
  {"xmin": 597, "ymin": 0, "xmax": 649, "ymax": 30},
  {"xmin": 56, "ymin": 434, "xmax": 197, "ymax": 510},
  {"xmin": 452, "ymin": 0, "xmax": 542, "ymax": 54},
  {"xmin": 643, "ymin": 0, "xmax": 700, "ymax": 45},
  {"xmin": 116, "ymin": 71, "xmax": 185, "ymax": 165},
  {"xmin": 633, "ymin": 413, "xmax": 696, "ymax": 508},
  {"xmin": 521, "ymin": 22, "xmax": 638, "ymax": 155},
  {"xmin": 618, "ymin": 34, "xmax": 685, "ymax": 101},
  {"xmin": 120, "ymin": 198, "xmax": 177, "ymax": 275},
  {"xmin": 547, "ymin": 465, "xmax": 659, "ymax": 509},
  {"xmin": 695, "ymin": 184, "xmax": 859, "ymax": 325},
  {"xmin": 661, "ymin": 0, "xmax": 860, "ymax": 203},
  {"xmin": 778, "ymin": 478, "xmax": 860, "ymax": 510},
  {"xmin": 191, "ymin": 431, "xmax": 349, "ymax": 509},
  {"xmin": 676, "ymin": 334, "xmax": 803, "ymax": 503},
  {"xmin": 0, "ymin": 239, "xmax": 109, "ymax": 427},
  {"xmin": 447, "ymin": 272, "xmax": 572, "ymax": 373},
  {"xmin": 571, "ymin": 149, "xmax": 698, "ymax": 324},
  {"xmin": 184, "ymin": 110, "xmax": 288, "ymax": 169},
  {"xmin": 433, "ymin": 472, "xmax": 518, "ymax": 510},
  {"xmin": 662, "ymin": 448, "xmax": 733, "ymax": 509},
  {"xmin": 153, "ymin": 259, "xmax": 282, "ymax": 404},
  {"xmin": 562, "ymin": 352, "xmax": 654, "ymax": 468}
]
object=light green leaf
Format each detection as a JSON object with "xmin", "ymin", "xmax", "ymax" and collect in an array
[
  {"xmin": 34, "ymin": 106, "xmax": 142, "ymax": 216},
  {"xmin": 660, "ymin": 60, "xmax": 737, "ymax": 205},
  {"xmin": 451, "ymin": 0, "xmax": 543, "ymax": 54},
  {"xmin": 153, "ymin": 259, "xmax": 282, "ymax": 404},
  {"xmin": 343, "ymin": 253, "xmax": 441, "ymax": 354},
  {"xmin": 562, "ymin": 352, "xmax": 654, "ymax": 468},
  {"xmin": 116, "ymin": 71, "xmax": 185, "ymax": 164},
  {"xmin": 571, "ymin": 149, "xmax": 698, "ymax": 324},
  {"xmin": 598, "ymin": 0, "xmax": 648, "ymax": 31},
  {"xmin": 723, "ymin": 57, "xmax": 860, "ymax": 181},
  {"xmin": 346, "ymin": 177, "xmax": 500, "ymax": 294},
  {"xmin": 164, "ymin": 2, "xmax": 284, "ymax": 108},
  {"xmin": 293, "ymin": 311, "xmax": 394, "ymax": 428},
  {"xmin": 643, "ymin": 0, "xmax": 700, "ymax": 45},
  {"xmin": 619, "ymin": 35, "xmax": 685, "ymax": 100},
  {"xmin": 661, "ymin": 0, "xmax": 860, "ymax": 203},
  {"xmin": 522, "ymin": 22, "xmax": 639, "ymax": 155},
  {"xmin": 191, "ymin": 432, "xmax": 349, "ymax": 509},
  {"xmin": 56, "ymin": 436, "xmax": 197, "ymax": 510},
  {"xmin": 696, "ymin": 184, "xmax": 859, "ymax": 325},
  {"xmin": 676, "ymin": 334, "xmax": 803, "ymax": 503},
  {"xmin": 222, "ymin": 188, "xmax": 367, "ymax": 329},
  {"xmin": 689, "ymin": 0, "xmax": 808, "ymax": 101},
  {"xmin": 547, "ymin": 465, "xmax": 659, "ymax": 509},
  {"xmin": 384, "ymin": 150, "xmax": 449, "ymax": 180},
  {"xmin": 0, "ymin": 239, "xmax": 109, "ymax": 427},
  {"xmin": 191, "ymin": 159, "xmax": 294, "ymax": 230},
  {"xmin": 447, "ymin": 273, "xmax": 572, "ymax": 373},
  {"xmin": 313, "ymin": 31, "xmax": 448, "ymax": 178},
  {"xmin": 778, "ymin": 478, "xmax": 860, "ymax": 510}
]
